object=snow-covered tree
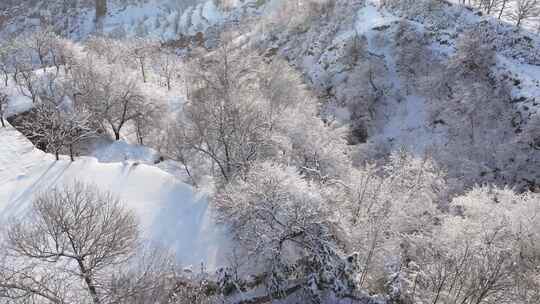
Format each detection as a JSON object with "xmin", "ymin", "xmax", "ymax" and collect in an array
[
  {"xmin": 3, "ymin": 182, "xmax": 139, "ymax": 304},
  {"xmin": 176, "ymin": 45, "xmax": 275, "ymax": 182},
  {"xmin": 16, "ymin": 73, "xmax": 96, "ymax": 160},
  {"xmin": 471, "ymin": 0, "xmax": 509, "ymax": 16},
  {"xmin": 265, "ymin": 0, "xmax": 336, "ymax": 33},
  {"xmin": 15, "ymin": 68, "xmax": 39, "ymax": 104},
  {"xmin": 21, "ymin": 27, "xmax": 59, "ymax": 71},
  {"xmin": 324, "ymin": 150, "xmax": 446, "ymax": 291},
  {"xmin": 421, "ymin": 28, "xmax": 515, "ymax": 185},
  {"xmin": 48, "ymin": 36, "xmax": 73, "ymax": 75},
  {"xmin": 0, "ymin": 40, "xmax": 16, "ymax": 87},
  {"xmin": 448, "ymin": 29, "xmax": 496, "ymax": 81},
  {"xmin": 174, "ymin": 40, "xmax": 350, "ymax": 184},
  {"xmin": 395, "ymin": 20, "xmax": 434, "ymax": 93},
  {"xmin": 10, "ymin": 44, "xmax": 39, "ymax": 103},
  {"xmin": 214, "ymin": 162, "xmax": 354, "ymax": 300},
  {"xmin": 133, "ymin": 101, "xmax": 164, "ymax": 146},
  {"xmin": 127, "ymin": 38, "xmax": 159, "ymax": 83},
  {"xmin": 70, "ymin": 57, "xmax": 154, "ymax": 141},
  {"xmin": 152, "ymin": 48, "xmax": 182, "ymax": 91},
  {"xmin": 97, "ymin": 77, "xmax": 147, "ymax": 141},
  {"xmin": 402, "ymin": 186, "xmax": 540, "ymax": 304},
  {"xmin": 84, "ymin": 36, "xmax": 129, "ymax": 65}
]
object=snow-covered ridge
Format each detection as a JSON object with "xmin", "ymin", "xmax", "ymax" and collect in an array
[{"xmin": 0, "ymin": 122, "xmax": 228, "ymax": 269}]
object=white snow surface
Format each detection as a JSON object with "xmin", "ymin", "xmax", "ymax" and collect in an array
[
  {"xmin": 91, "ymin": 139, "xmax": 161, "ymax": 164},
  {"xmin": 2, "ymin": 78, "xmax": 35, "ymax": 117},
  {"xmin": 0, "ymin": 122, "xmax": 229, "ymax": 269},
  {"xmin": 355, "ymin": 3, "xmax": 398, "ymax": 35}
]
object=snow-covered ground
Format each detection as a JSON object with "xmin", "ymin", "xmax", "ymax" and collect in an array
[
  {"xmin": 498, "ymin": 55, "xmax": 540, "ymax": 118},
  {"xmin": 0, "ymin": 122, "xmax": 229, "ymax": 269},
  {"xmin": 1, "ymin": 78, "xmax": 34, "ymax": 117},
  {"xmin": 355, "ymin": 3, "xmax": 444, "ymax": 154},
  {"xmin": 91, "ymin": 138, "xmax": 161, "ymax": 163}
]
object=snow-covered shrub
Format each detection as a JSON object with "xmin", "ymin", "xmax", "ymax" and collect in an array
[
  {"xmin": 69, "ymin": 55, "xmax": 158, "ymax": 142},
  {"xmin": 167, "ymin": 278, "xmax": 222, "ymax": 304},
  {"xmin": 402, "ymin": 186, "xmax": 540, "ymax": 304},
  {"xmin": 151, "ymin": 48, "xmax": 182, "ymax": 90},
  {"xmin": 327, "ymin": 150, "xmax": 447, "ymax": 292},
  {"xmin": 448, "ymin": 28, "xmax": 496, "ymax": 79},
  {"xmin": 84, "ymin": 36, "xmax": 130, "ymax": 65},
  {"xmin": 394, "ymin": 20, "xmax": 434, "ymax": 93},
  {"xmin": 416, "ymin": 26, "xmax": 523, "ymax": 187},
  {"xmin": 214, "ymin": 162, "xmax": 355, "ymax": 301},
  {"xmin": 125, "ymin": 37, "xmax": 160, "ymax": 83},
  {"xmin": 169, "ymin": 42, "xmax": 350, "ymax": 184},
  {"xmin": 175, "ymin": 46, "xmax": 276, "ymax": 183},
  {"xmin": 475, "ymin": 19, "xmax": 540, "ymax": 65},
  {"xmin": 274, "ymin": 102, "xmax": 351, "ymax": 182},
  {"xmin": 13, "ymin": 73, "xmax": 96, "ymax": 161},
  {"xmin": 0, "ymin": 38, "xmax": 18, "ymax": 87},
  {"xmin": 382, "ymin": 0, "xmax": 459, "ymax": 30}
]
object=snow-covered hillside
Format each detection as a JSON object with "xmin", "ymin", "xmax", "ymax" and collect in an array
[
  {"xmin": 248, "ymin": 0, "xmax": 540, "ymax": 189},
  {"xmin": 0, "ymin": 121, "xmax": 228, "ymax": 268},
  {"xmin": 1, "ymin": 0, "xmax": 540, "ymax": 303}
]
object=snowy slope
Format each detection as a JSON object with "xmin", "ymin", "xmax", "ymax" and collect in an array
[
  {"xmin": 0, "ymin": 122, "xmax": 228, "ymax": 269},
  {"xmin": 355, "ymin": 4, "xmax": 440, "ymax": 153}
]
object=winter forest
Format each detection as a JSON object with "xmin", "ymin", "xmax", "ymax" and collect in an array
[{"xmin": 0, "ymin": 0, "xmax": 540, "ymax": 303}]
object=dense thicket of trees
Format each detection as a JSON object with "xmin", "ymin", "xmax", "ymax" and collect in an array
[{"xmin": 0, "ymin": 31, "xmax": 168, "ymax": 158}]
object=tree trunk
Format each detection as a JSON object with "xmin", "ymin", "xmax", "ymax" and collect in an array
[
  {"xmin": 39, "ymin": 54, "xmax": 45, "ymax": 72},
  {"xmin": 114, "ymin": 131, "xmax": 120, "ymax": 141},
  {"xmin": 183, "ymin": 162, "xmax": 198, "ymax": 188},
  {"xmin": 139, "ymin": 58, "xmax": 146, "ymax": 83},
  {"xmin": 498, "ymin": 0, "xmax": 507, "ymax": 19},
  {"xmin": 0, "ymin": 116, "xmax": 4, "ymax": 128},
  {"xmin": 55, "ymin": 151, "xmax": 59, "ymax": 161},
  {"xmin": 77, "ymin": 260, "xmax": 101, "ymax": 304},
  {"xmin": 70, "ymin": 144, "xmax": 74, "ymax": 162}
]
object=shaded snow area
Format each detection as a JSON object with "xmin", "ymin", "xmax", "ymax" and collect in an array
[
  {"xmin": 91, "ymin": 139, "xmax": 161, "ymax": 164},
  {"xmin": 355, "ymin": 3, "xmax": 398, "ymax": 34},
  {"xmin": 0, "ymin": 122, "xmax": 229, "ymax": 269},
  {"xmin": 377, "ymin": 95, "xmax": 444, "ymax": 154},
  {"xmin": 498, "ymin": 55, "xmax": 540, "ymax": 117},
  {"xmin": 356, "ymin": 4, "xmax": 443, "ymax": 154},
  {"xmin": 1, "ymin": 78, "xmax": 34, "ymax": 117}
]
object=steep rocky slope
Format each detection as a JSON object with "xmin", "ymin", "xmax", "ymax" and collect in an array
[{"xmin": 250, "ymin": 0, "xmax": 540, "ymax": 190}]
